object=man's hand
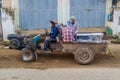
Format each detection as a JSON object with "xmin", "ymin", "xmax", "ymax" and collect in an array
[{"xmin": 46, "ymin": 36, "xmax": 50, "ymax": 40}]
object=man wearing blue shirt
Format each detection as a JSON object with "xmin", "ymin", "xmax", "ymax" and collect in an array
[{"xmin": 43, "ymin": 21, "xmax": 59, "ymax": 50}]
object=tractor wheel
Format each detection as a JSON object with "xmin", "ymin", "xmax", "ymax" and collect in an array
[
  {"xmin": 74, "ymin": 46, "xmax": 95, "ymax": 65},
  {"xmin": 9, "ymin": 39, "xmax": 20, "ymax": 49},
  {"xmin": 21, "ymin": 48, "xmax": 37, "ymax": 62}
]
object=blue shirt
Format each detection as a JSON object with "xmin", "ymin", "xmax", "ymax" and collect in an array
[{"xmin": 49, "ymin": 26, "xmax": 59, "ymax": 38}]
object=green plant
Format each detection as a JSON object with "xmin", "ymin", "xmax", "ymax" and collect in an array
[
  {"xmin": 113, "ymin": 35, "xmax": 119, "ymax": 39},
  {"xmin": 2, "ymin": 40, "xmax": 10, "ymax": 46},
  {"xmin": 116, "ymin": 38, "xmax": 120, "ymax": 42},
  {"xmin": 107, "ymin": 47, "xmax": 115, "ymax": 57}
]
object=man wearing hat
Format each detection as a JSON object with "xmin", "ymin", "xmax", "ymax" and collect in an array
[{"xmin": 70, "ymin": 16, "xmax": 79, "ymax": 34}]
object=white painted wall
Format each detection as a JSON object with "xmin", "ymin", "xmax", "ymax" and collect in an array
[
  {"xmin": 58, "ymin": 0, "xmax": 70, "ymax": 25},
  {"xmin": 12, "ymin": 0, "xmax": 15, "ymax": 9},
  {"xmin": 14, "ymin": 0, "xmax": 19, "ymax": 30},
  {"xmin": 2, "ymin": 10, "xmax": 15, "ymax": 41},
  {"xmin": 112, "ymin": 10, "xmax": 120, "ymax": 35}
]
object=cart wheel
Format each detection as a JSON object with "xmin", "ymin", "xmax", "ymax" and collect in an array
[
  {"xmin": 74, "ymin": 46, "xmax": 95, "ymax": 65},
  {"xmin": 9, "ymin": 39, "xmax": 20, "ymax": 49},
  {"xmin": 21, "ymin": 48, "xmax": 37, "ymax": 62}
]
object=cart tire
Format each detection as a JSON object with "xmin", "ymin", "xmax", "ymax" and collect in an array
[
  {"xmin": 9, "ymin": 39, "xmax": 20, "ymax": 49},
  {"xmin": 21, "ymin": 48, "xmax": 37, "ymax": 62},
  {"xmin": 74, "ymin": 46, "xmax": 95, "ymax": 65}
]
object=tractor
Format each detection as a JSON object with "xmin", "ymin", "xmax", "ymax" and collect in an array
[{"xmin": 21, "ymin": 29, "xmax": 107, "ymax": 65}]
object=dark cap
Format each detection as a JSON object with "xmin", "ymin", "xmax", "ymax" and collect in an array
[{"xmin": 50, "ymin": 21, "xmax": 55, "ymax": 26}]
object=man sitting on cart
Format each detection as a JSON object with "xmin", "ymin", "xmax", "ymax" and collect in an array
[
  {"xmin": 70, "ymin": 16, "xmax": 79, "ymax": 34},
  {"xmin": 62, "ymin": 21, "xmax": 75, "ymax": 42},
  {"xmin": 43, "ymin": 21, "xmax": 59, "ymax": 50}
]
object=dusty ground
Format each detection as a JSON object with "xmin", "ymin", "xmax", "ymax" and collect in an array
[
  {"xmin": 0, "ymin": 68, "xmax": 120, "ymax": 80},
  {"xmin": 0, "ymin": 44, "xmax": 119, "ymax": 69}
]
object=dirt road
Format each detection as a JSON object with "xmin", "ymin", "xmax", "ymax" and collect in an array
[
  {"xmin": 0, "ymin": 44, "xmax": 119, "ymax": 69},
  {"xmin": 0, "ymin": 68, "xmax": 120, "ymax": 80}
]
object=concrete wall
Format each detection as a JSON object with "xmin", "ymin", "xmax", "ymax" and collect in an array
[
  {"xmin": 2, "ymin": 11, "xmax": 15, "ymax": 40},
  {"xmin": 3, "ymin": 0, "xmax": 12, "ymax": 8},
  {"xmin": 58, "ymin": 0, "xmax": 70, "ymax": 24},
  {"xmin": 111, "ymin": 10, "xmax": 120, "ymax": 35},
  {"xmin": 3, "ymin": 0, "xmax": 15, "ymax": 8},
  {"xmin": 14, "ymin": 0, "xmax": 19, "ymax": 30}
]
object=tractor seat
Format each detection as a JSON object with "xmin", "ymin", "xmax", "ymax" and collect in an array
[{"xmin": 50, "ymin": 39, "xmax": 57, "ymax": 43}]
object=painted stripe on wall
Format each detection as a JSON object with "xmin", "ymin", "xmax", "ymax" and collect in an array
[{"xmin": 58, "ymin": 0, "xmax": 70, "ymax": 24}]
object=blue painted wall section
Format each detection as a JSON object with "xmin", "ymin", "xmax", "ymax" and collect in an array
[
  {"xmin": 19, "ymin": 0, "xmax": 106, "ymax": 30},
  {"xmin": 70, "ymin": 0, "xmax": 106, "ymax": 28},
  {"xmin": 19, "ymin": 0, "xmax": 57, "ymax": 30}
]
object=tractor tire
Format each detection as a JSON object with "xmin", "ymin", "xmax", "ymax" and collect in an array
[
  {"xmin": 9, "ymin": 39, "xmax": 20, "ymax": 49},
  {"xmin": 74, "ymin": 46, "xmax": 95, "ymax": 65},
  {"xmin": 21, "ymin": 48, "xmax": 37, "ymax": 62}
]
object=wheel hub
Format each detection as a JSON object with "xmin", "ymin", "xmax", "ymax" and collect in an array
[
  {"xmin": 80, "ymin": 52, "xmax": 89, "ymax": 60},
  {"xmin": 24, "ymin": 52, "xmax": 32, "ymax": 58},
  {"xmin": 10, "ymin": 40, "xmax": 19, "ymax": 48}
]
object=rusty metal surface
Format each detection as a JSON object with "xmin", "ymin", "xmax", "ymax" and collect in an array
[{"xmin": 62, "ymin": 42, "xmax": 107, "ymax": 54}]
